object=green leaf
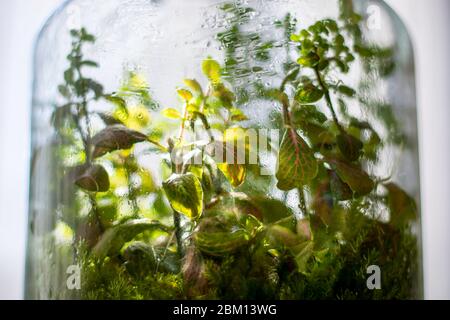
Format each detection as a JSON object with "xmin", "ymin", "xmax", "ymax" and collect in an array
[
  {"xmin": 93, "ymin": 219, "xmax": 168, "ymax": 257},
  {"xmin": 195, "ymin": 222, "xmax": 255, "ymax": 258},
  {"xmin": 52, "ymin": 103, "xmax": 73, "ymax": 129},
  {"xmin": 104, "ymin": 95, "xmax": 128, "ymax": 115},
  {"xmin": 323, "ymin": 19, "xmax": 338, "ymax": 32},
  {"xmin": 268, "ymin": 225, "xmax": 301, "ymax": 247},
  {"xmin": 58, "ymin": 85, "xmax": 71, "ymax": 98},
  {"xmin": 335, "ymin": 59, "xmax": 350, "ymax": 73},
  {"xmin": 230, "ymin": 108, "xmax": 249, "ymax": 122},
  {"xmin": 70, "ymin": 29, "xmax": 80, "ymax": 38},
  {"xmin": 162, "ymin": 108, "xmax": 182, "ymax": 119},
  {"xmin": 97, "ymin": 199, "xmax": 118, "ymax": 227},
  {"xmin": 292, "ymin": 241, "xmax": 314, "ymax": 274},
  {"xmin": 202, "ymin": 58, "xmax": 221, "ymax": 84},
  {"xmin": 64, "ymin": 69, "xmax": 74, "ymax": 84},
  {"xmin": 338, "ymin": 85, "xmax": 356, "ymax": 97},
  {"xmin": 80, "ymin": 60, "xmax": 99, "ymax": 68},
  {"xmin": 163, "ymin": 173, "xmax": 204, "ymax": 220},
  {"xmin": 297, "ymin": 219, "xmax": 312, "ymax": 242},
  {"xmin": 97, "ymin": 112, "xmax": 125, "ymax": 126},
  {"xmin": 309, "ymin": 21, "xmax": 328, "ymax": 34},
  {"xmin": 276, "ymin": 130, "xmax": 318, "ymax": 190},
  {"xmin": 329, "ymin": 159, "xmax": 374, "ymax": 196},
  {"xmin": 92, "ymin": 125, "xmax": 148, "ymax": 158},
  {"xmin": 212, "ymin": 83, "xmax": 236, "ymax": 109},
  {"xmin": 200, "ymin": 155, "xmax": 227, "ymax": 198},
  {"xmin": 89, "ymin": 80, "xmax": 104, "ymax": 98},
  {"xmin": 118, "ymin": 72, "xmax": 159, "ymax": 110},
  {"xmin": 123, "ymin": 242, "xmax": 157, "ymax": 276},
  {"xmin": 74, "ymin": 78, "xmax": 103, "ymax": 98},
  {"xmin": 295, "ymin": 82, "xmax": 324, "ymax": 104},
  {"xmin": 70, "ymin": 164, "xmax": 110, "ymax": 192},
  {"xmin": 290, "ymin": 34, "xmax": 300, "ymax": 42},
  {"xmin": 364, "ymin": 131, "xmax": 382, "ymax": 160},
  {"xmin": 75, "ymin": 216, "xmax": 102, "ymax": 248},
  {"xmin": 211, "ymin": 129, "xmax": 250, "ymax": 188},
  {"xmin": 195, "ymin": 229, "xmax": 251, "ymax": 257},
  {"xmin": 298, "ymin": 51, "xmax": 320, "ymax": 67},
  {"xmin": 183, "ymin": 79, "xmax": 203, "ymax": 95},
  {"xmin": 337, "ymin": 132, "xmax": 363, "ymax": 161},
  {"xmin": 80, "ymin": 28, "xmax": 95, "ymax": 42},
  {"xmin": 124, "ymin": 242, "xmax": 179, "ymax": 276},
  {"xmin": 385, "ymin": 183, "xmax": 417, "ymax": 227},
  {"xmin": 177, "ymin": 89, "xmax": 193, "ymax": 101},
  {"xmin": 217, "ymin": 163, "xmax": 246, "ymax": 188},
  {"xmin": 328, "ymin": 170, "xmax": 353, "ymax": 201},
  {"xmin": 349, "ymin": 117, "xmax": 373, "ymax": 130},
  {"xmin": 292, "ymin": 104, "xmax": 327, "ymax": 126},
  {"xmin": 153, "ymin": 247, "xmax": 180, "ymax": 274},
  {"xmin": 235, "ymin": 196, "xmax": 295, "ymax": 227},
  {"xmin": 282, "ymin": 67, "xmax": 300, "ymax": 86},
  {"xmin": 296, "ymin": 122, "xmax": 332, "ymax": 148}
]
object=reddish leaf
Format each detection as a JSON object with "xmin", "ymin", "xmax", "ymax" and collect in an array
[{"xmin": 92, "ymin": 125, "xmax": 147, "ymax": 158}]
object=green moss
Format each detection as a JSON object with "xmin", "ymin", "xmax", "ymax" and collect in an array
[
  {"xmin": 77, "ymin": 208, "xmax": 418, "ymax": 300},
  {"xmin": 80, "ymin": 253, "xmax": 184, "ymax": 300}
]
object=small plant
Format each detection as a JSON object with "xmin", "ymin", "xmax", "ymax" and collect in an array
[{"xmin": 46, "ymin": 1, "xmax": 420, "ymax": 300}]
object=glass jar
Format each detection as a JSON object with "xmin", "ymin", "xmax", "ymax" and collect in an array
[{"xmin": 26, "ymin": 0, "xmax": 422, "ymax": 300}]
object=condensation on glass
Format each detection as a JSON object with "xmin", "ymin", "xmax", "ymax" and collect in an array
[{"xmin": 26, "ymin": 0, "xmax": 422, "ymax": 300}]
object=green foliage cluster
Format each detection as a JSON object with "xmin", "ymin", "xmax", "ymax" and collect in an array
[{"xmin": 47, "ymin": 1, "xmax": 420, "ymax": 300}]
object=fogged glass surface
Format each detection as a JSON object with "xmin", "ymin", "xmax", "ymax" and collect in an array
[{"xmin": 26, "ymin": 0, "xmax": 422, "ymax": 300}]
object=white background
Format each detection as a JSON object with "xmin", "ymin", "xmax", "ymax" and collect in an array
[{"xmin": 0, "ymin": 0, "xmax": 449, "ymax": 300}]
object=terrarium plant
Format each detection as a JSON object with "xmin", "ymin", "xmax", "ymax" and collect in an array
[{"xmin": 27, "ymin": 0, "xmax": 421, "ymax": 300}]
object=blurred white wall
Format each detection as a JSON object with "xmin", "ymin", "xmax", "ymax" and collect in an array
[
  {"xmin": 385, "ymin": 0, "xmax": 450, "ymax": 300},
  {"xmin": 0, "ymin": 0, "xmax": 62, "ymax": 300},
  {"xmin": 0, "ymin": 0, "xmax": 449, "ymax": 300}
]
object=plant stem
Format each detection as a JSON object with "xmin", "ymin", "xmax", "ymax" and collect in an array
[
  {"xmin": 200, "ymin": 86, "xmax": 211, "ymax": 114},
  {"xmin": 173, "ymin": 210, "xmax": 184, "ymax": 259},
  {"xmin": 280, "ymin": 95, "xmax": 294, "ymax": 129},
  {"xmin": 280, "ymin": 66, "xmax": 300, "ymax": 93},
  {"xmin": 167, "ymin": 140, "xmax": 185, "ymax": 260},
  {"xmin": 314, "ymin": 67, "xmax": 345, "ymax": 133},
  {"xmin": 72, "ymin": 107, "xmax": 89, "ymax": 155},
  {"xmin": 178, "ymin": 102, "xmax": 189, "ymax": 141},
  {"xmin": 156, "ymin": 231, "xmax": 176, "ymax": 273},
  {"xmin": 279, "ymin": 68, "xmax": 300, "ymax": 130},
  {"xmin": 194, "ymin": 111, "xmax": 215, "ymax": 143},
  {"xmin": 147, "ymin": 137, "xmax": 168, "ymax": 152},
  {"xmin": 297, "ymin": 187, "xmax": 309, "ymax": 217},
  {"xmin": 124, "ymin": 159, "xmax": 139, "ymax": 218},
  {"xmin": 73, "ymin": 42, "xmax": 94, "ymax": 162},
  {"xmin": 81, "ymin": 102, "xmax": 93, "ymax": 163},
  {"xmin": 89, "ymin": 193, "xmax": 104, "ymax": 233}
]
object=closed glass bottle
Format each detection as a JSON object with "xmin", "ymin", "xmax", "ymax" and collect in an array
[{"xmin": 26, "ymin": 0, "xmax": 422, "ymax": 300}]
